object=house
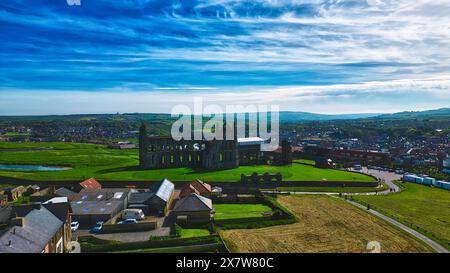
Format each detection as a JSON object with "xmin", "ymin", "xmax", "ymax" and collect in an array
[
  {"xmin": 4, "ymin": 186, "xmax": 27, "ymax": 202},
  {"xmin": 0, "ymin": 194, "xmax": 8, "ymax": 206},
  {"xmin": 24, "ymin": 185, "xmax": 41, "ymax": 195},
  {"xmin": 127, "ymin": 191, "xmax": 153, "ymax": 214},
  {"xmin": 179, "ymin": 184, "xmax": 201, "ymax": 199},
  {"xmin": 43, "ymin": 199, "xmax": 72, "ymax": 251},
  {"xmin": 70, "ymin": 188, "xmax": 130, "ymax": 227},
  {"xmin": 29, "ymin": 187, "xmax": 56, "ymax": 203},
  {"xmin": 55, "ymin": 187, "xmax": 77, "ymax": 200},
  {"xmin": 0, "ymin": 207, "xmax": 65, "ymax": 253},
  {"xmin": 79, "ymin": 178, "xmax": 102, "ymax": 190},
  {"xmin": 147, "ymin": 179, "xmax": 175, "ymax": 216},
  {"xmin": 172, "ymin": 193, "xmax": 213, "ymax": 222},
  {"xmin": 179, "ymin": 179, "xmax": 212, "ymax": 199}
]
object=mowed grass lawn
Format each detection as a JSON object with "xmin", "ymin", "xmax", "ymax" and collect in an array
[
  {"xmin": 353, "ymin": 182, "xmax": 450, "ymax": 250},
  {"xmin": 0, "ymin": 142, "xmax": 375, "ymax": 182},
  {"xmin": 214, "ymin": 204, "xmax": 273, "ymax": 220},
  {"xmin": 223, "ymin": 195, "xmax": 432, "ymax": 253},
  {"xmin": 180, "ymin": 229, "xmax": 211, "ymax": 238}
]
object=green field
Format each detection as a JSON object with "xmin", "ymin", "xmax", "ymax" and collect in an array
[
  {"xmin": 214, "ymin": 204, "xmax": 273, "ymax": 220},
  {"xmin": 353, "ymin": 182, "xmax": 450, "ymax": 250},
  {"xmin": 180, "ymin": 229, "xmax": 211, "ymax": 238},
  {"xmin": 0, "ymin": 142, "xmax": 375, "ymax": 183}
]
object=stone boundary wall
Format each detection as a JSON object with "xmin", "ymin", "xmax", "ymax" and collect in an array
[{"xmin": 0, "ymin": 176, "xmax": 379, "ymax": 190}]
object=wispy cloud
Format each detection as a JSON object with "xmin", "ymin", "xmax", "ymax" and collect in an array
[{"xmin": 1, "ymin": 0, "xmax": 450, "ymax": 114}]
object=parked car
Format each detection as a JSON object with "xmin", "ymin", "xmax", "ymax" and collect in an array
[
  {"xmin": 90, "ymin": 221, "xmax": 104, "ymax": 233},
  {"xmin": 121, "ymin": 209, "xmax": 145, "ymax": 220},
  {"xmin": 118, "ymin": 219, "xmax": 138, "ymax": 225},
  {"xmin": 70, "ymin": 221, "xmax": 80, "ymax": 232}
]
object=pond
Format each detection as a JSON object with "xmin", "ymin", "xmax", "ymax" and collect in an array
[{"xmin": 0, "ymin": 165, "xmax": 71, "ymax": 171}]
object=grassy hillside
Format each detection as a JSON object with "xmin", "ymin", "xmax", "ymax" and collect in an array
[
  {"xmin": 353, "ymin": 182, "xmax": 450, "ymax": 250},
  {"xmin": 0, "ymin": 142, "xmax": 375, "ymax": 182}
]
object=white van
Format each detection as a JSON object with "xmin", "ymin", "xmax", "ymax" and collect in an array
[{"xmin": 122, "ymin": 209, "xmax": 145, "ymax": 220}]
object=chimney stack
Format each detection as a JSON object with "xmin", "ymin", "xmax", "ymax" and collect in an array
[{"xmin": 12, "ymin": 217, "xmax": 26, "ymax": 227}]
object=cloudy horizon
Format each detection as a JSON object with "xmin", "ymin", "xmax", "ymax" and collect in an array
[{"xmin": 1, "ymin": 0, "xmax": 450, "ymax": 115}]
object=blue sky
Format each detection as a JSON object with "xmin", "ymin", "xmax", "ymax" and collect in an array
[{"xmin": 1, "ymin": 0, "xmax": 450, "ymax": 115}]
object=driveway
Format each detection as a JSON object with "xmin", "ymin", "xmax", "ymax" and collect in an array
[
  {"xmin": 92, "ymin": 227, "xmax": 171, "ymax": 242},
  {"xmin": 73, "ymin": 223, "xmax": 171, "ymax": 243}
]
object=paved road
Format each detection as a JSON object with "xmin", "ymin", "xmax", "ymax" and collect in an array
[
  {"xmin": 343, "ymin": 198, "xmax": 449, "ymax": 253},
  {"xmin": 356, "ymin": 167, "xmax": 402, "ymax": 194}
]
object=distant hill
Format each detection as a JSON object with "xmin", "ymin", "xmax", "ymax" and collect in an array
[
  {"xmin": 279, "ymin": 112, "xmax": 380, "ymax": 122},
  {"xmin": 1, "ymin": 108, "xmax": 450, "ymax": 123},
  {"xmin": 374, "ymin": 108, "xmax": 450, "ymax": 120}
]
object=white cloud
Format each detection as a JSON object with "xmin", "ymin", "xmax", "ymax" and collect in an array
[{"xmin": 2, "ymin": 76, "xmax": 450, "ymax": 115}]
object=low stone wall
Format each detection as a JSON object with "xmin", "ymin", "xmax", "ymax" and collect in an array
[{"xmin": 0, "ymin": 177, "xmax": 378, "ymax": 190}]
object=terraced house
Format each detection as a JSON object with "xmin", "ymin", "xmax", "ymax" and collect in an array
[{"xmin": 0, "ymin": 207, "xmax": 67, "ymax": 253}]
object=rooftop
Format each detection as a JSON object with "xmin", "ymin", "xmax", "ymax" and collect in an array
[
  {"xmin": 71, "ymin": 200, "xmax": 123, "ymax": 216},
  {"xmin": 153, "ymin": 179, "xmax": 174, "ymax": 203},
  {"xmin": 79, "ymin": 178, "xmax": 102, "ymax": 190},
  {"xmin": 54, "ymin": 187, "xmax": 77, "ymax": 198},
  {"xmin": 72, "ymin": 188, "xmax": 130, "ymax": 202},
  {"xmin": 237, "ymin": 137, "xmax": 265, "ymax": 146},
  {"xmin": 173, "ymin": 193, "xmax": 213, "ymax": 212},
  {"xmin": 0, "ymin": 207, "xmax": 63, "ymax": 253}
]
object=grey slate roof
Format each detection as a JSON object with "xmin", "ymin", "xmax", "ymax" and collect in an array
[
  {"xmin": 55, "ymin": 187, "xmax": 77, "ymax": 198},
  {"xmin": 153, "ymin": 179, "xmax": 174, "ymax": 203},
  {"xmin": 0, "ymin": 207, "xmax": 63, "ymax": 253},
  {"xmin": 70, "ymin": 200, "xmax": 123, "ymax": 216},
  {"xmin": 0, "ymin": 205, "xmax": 13, "ymax": 225},
  {"xmin": 173, "ymin": 193, "xmax": 213, "ymax": 212},
  {"xmin": 43, "ymin": 202, "xmax": 71, "ymax": 223},
  {"xmin": 128, "ymin": 192, "xmax": 153, "ymax": 204},
  {"xmin": 72, "ymin": 188, "xmax": 130, "ymax": 202}
]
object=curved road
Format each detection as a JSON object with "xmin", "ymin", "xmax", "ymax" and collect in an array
[
  {"xmin": 267, "ymin": 167, "xmax": 401, "ymax": 196},
  {"xmin": 263, "ymin": 168, "xmax": 449, "ymax": 253}
]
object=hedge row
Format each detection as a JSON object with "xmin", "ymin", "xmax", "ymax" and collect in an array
[
  {"xmin": 217, "ymin": 218, "xmax": 297, "ymax": 230},
  {"xmin": 81, "ymin": 235, "xmax": 221, "ymax": 253},
  {"xmin": 214, "ymin": 193, "xmax": 297, "ymax": 229}
]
